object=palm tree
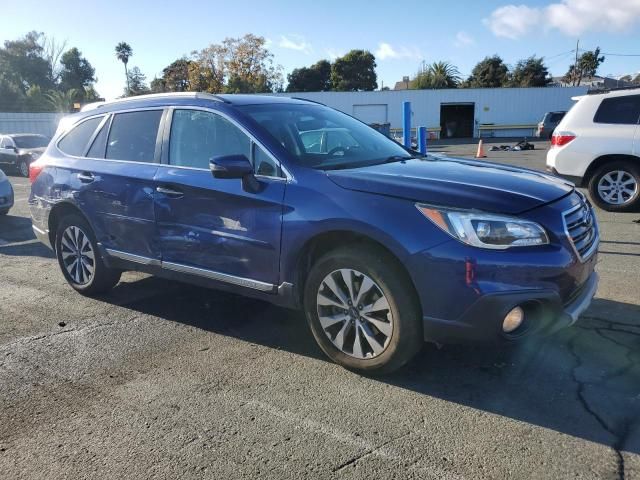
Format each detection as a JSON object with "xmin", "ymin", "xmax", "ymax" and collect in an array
[
  {"xmin": 115, "ymin": 42, "xmax": 133, "ymax": 95},
  {"xmin": 44, "ymin": 89, "xmax": 79, "ymax": 112},
  {"xmin": 411, "ymin": 61, "xmax": 461, "ymax": 89}
]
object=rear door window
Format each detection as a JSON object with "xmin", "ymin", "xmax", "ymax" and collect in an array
[
  {"xmin": 106, "ymin": 110, "xmax": 162, "ymax": 162},
  {"xmin": 57, "ymin": 117, "xmax": 103, "ymax": 157},
  {"xmin": 593, "ymin": 96, "xmax": 640, "ymax": 125}
]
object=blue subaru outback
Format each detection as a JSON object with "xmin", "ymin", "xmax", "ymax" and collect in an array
[{"xmin": 29, "ymin": 93, "xmax": 599, "ymax": 373}]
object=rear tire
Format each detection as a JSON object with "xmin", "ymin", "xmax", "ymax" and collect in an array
[
  {"xmin": 303, "ymin": 245, "xmax": 422, "ymax": 374},
  {"xmin": 55, "ymin": 214, "xmax": 121, "ymax": 295},
  {"xmin": 0, "ymin": 208, "xmax": 8, "ymax": 215},
  {"xmin": 588, "ymin": 161, "xmax": 640, "ymax": 212}
]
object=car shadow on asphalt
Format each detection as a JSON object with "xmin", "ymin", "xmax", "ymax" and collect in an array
[
  {"xmin": 0, "ymin": 215, "xmax": 54, "ymax": 258},
  {"xmin": 99, "ymin": 277, "xmax": 640, "ymax": 455}
]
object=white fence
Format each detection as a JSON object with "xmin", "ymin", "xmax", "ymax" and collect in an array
[{"xmin": 0, "ymin": 112, "xmax": 65, "ymax": 137}]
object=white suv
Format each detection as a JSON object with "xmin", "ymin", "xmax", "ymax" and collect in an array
[{"xmin": 546, "ymin": 88, "xmax": 640, "ymax": 212}]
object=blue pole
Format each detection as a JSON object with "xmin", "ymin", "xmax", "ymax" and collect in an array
[
  {"xmin": 417, "ymin": 126, "xmax": 427, "ymax": 154},
  {"xmin": 402, "ymin": 101, "xmax": 411, "ymax": 148}
]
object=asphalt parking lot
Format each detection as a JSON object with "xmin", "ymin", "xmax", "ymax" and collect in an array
[{"xmin": 1, "ymin": 143, "xmax": 639, "ymax": 479}]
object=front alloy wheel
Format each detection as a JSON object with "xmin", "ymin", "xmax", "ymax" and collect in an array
[
  {"xmin": 317, "ymin": 269, "xmax": 393, "ymax": 359},
  {"xmin": 304, "ymin": 246, "xmax": 422, "ymax": 374},
  {"xmin": 18, "ymin": 160, "xmax": 29, "ymax": 177}
]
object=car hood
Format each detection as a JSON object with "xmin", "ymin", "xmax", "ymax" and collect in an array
[
  {"xmin": 17, "ymin": 147, "xmax": 46, "ymax": 156},
  {"xmin": 326, "ymin": 157, "xmax": 574, "ymax": 214}
]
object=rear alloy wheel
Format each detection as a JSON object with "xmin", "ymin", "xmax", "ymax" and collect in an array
[
  {"xmin": 589, "ymin": 162, "xmax": 640, "ymax": 212},
  {"xmin": 304, "ymin": 246, "xmax": 422, "ymax": 374},
  {"xmin": 55, "ymin": 214, "xmax": 121, "ymax": 295},
  {"xmin": 18, "ymin": 159, "xmax": 29, "ymax": 177}
]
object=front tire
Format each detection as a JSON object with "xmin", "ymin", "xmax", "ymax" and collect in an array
[
  {"xmin": 588, "ymin": 161, "xmax": 640, "ymax": 212},
  {"xmin": 55, "ymin": 214, "xmax": 121, "ymax": 295},
  {"xmin": 18, "ymin": 159, "xmax": 29, "ymax": 177},
  {"xmin": 303, "ymin": 246, "xmax": 422, "ymax": 374}
]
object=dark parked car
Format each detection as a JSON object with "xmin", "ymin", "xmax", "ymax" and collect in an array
[
  {"xmin": 29, "ymin": 93, "xmax": 599, "ymax": 373},
  {"xmin": 0, "ymin": 168, "xmax": 14, "ymax": 215},
  {"xmin": 0, "ymin": 133, "xmax": 50, "ymax": 177},
  {"xmin": 536, "ymin": 111, "xmax": 566, "ymax": 139}
]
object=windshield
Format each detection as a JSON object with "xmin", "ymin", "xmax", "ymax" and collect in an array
[
  {"xmin": 13, "ymin": 135, "xmax": 49, "ymax": 149},
  {"xmin": 238, "ymin": 103, "xmax": 413, "ymax": 170}
]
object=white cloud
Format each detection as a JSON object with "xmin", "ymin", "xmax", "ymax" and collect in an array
[
  {"xmin": 454, "ymin": 31, "xmax": 475, "ymax": 47},
  {"xmin": 278, "ymin": 35, "xmax": 312, "ymax": 54},
  {"xmin": 325, "ymin": 48, "xmax": 345, "ymax": 60},
  {"xmin": 375, "ymin": 42, "xmax": 423, "ymax": 61},
  {"xmin": 483, "ymin": 5, "xmax": 541, "ymax": 39},
  {"xmin": 484, "ymin": 0, "xmax": 640, "ymax": 39}
]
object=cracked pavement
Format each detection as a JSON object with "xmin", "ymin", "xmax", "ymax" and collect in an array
[{"xmin": 1, "ymin": 145, "xmax": 639, "ymax": 480}]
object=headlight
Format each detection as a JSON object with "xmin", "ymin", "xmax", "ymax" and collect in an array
[{"xmin": 417, "ymin": 204, "xmax": 549, "ymax": 249}]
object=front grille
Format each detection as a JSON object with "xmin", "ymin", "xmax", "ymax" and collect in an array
[{"xmin": 563, "ymin": 195, "xmax": 598, "ymax": 261}]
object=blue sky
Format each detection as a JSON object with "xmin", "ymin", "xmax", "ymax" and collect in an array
[{"xmin": 4, "ymin": 0, "xmax": 640, "ymax": 99}]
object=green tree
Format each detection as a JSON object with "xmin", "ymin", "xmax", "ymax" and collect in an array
[
  {"xmin": 0, "ymin": 31, "xmax": 53, "ymax": 94},
  {"xmin": 156, "ymin": 58, "xmax": 193, "ymax": 92},
  {"xmin": 286, "ymin": 60, "xmax": 332, "ymax": 92},
  {"xmin": 115, "ymin": 42, "xmax": 133, "ymax": 94},
  {"xmin": 411, "ymin": 61, "xmax": 460, "ymax": 89},
  {"xmin": 59, "ymin": 47, "xmax": 96, "ymax": 100},
  {"xmin": 126, "ymin": 67, "xmax": 150, "ymax": 96},
  {"xmin": 563, "ymin": 47, "xmax": 605, "ymax": 86},
  {"xmin": 465, "ymin": 55, "xmax": 509, "ymax": 88},
  {"xmin": 331, "ymin": 50, "xmax": 377, "ymax": 91},
  {"xmin": 509, "ymin": 56, "xmax": 551, "ymax": 87},
  {"xmin": 190, "ymin": 34, "xmax": 283, "ymax": 93},
  {"xmin": 634, "ymin": 74, "xmax": 640, "ymax": 84}
]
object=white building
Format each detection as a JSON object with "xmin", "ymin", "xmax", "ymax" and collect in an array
[{"xmin": 277, "ymin": 87, "xmax": 587, "ymax": 139}]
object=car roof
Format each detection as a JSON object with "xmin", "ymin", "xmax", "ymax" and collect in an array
[{"xmin": 80, "ymin": 92, "xmax": 317, "ymax": 113}]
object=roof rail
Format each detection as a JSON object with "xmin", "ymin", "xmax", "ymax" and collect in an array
[
  {"xmin": 587, "ymin": 86, "xmax": 640, "ymax": 95},
  {"xmin": 81, "ymin": 92, "xmax": 229, "ymax": 111},
  {"xmin": 290, "ymin": 96, "xmax": 326, "ymax": 106}
]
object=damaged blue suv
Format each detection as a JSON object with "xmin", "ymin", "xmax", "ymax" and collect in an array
[{"xmin": 29, "ymin": 93, "xmax": 599, "ymax": 373}]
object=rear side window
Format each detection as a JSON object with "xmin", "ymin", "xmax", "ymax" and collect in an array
[
  {"xmin": 594, "ymin": 96, "xmax": 640, "ymax": 125},
  {"xmin": 58, "ymin": 117, "xmax": 103, "ymax": 156},
  {"xmin": 106, "ymin": 110, "xmax": 162, "ymax": 162},
  {"xmin": 549, "ymin": 112, "xmax": 565, "ymax": 123}
]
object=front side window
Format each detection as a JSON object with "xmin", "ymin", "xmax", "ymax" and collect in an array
[
  {"xmin": 106, "ymin": 110, "xmax": 162, "ymax": 162},
  {"xmin": 594, "ymin": 96, "xmax": 640, "ymax": 125},
  {"xmin": 238, "ymin": 103, "xmax": 412, "ymax": 170},
  {"xmin": 169, "ymin": 109, "xmax": 252, "ymax": 169},
  {"xmin": 58, "ymin": 117, "xmax": 103, "ymax": 157}
]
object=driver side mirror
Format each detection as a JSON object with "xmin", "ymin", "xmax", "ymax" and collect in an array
[
  {"xmin": 209, "ymin": 154, "xmax": 253, "ymax": 179},
  {"xmin": 210, "ymin": 154, "xmax": 261, "ymax": 193}
]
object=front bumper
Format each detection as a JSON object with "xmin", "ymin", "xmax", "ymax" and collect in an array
[
  {"xmin": 422, "ymin": 271, "xmax": 599, "ymax": 344},
  {"xmin": 0, "ymin": 182, "xmax": 13, "ymax": 211}
]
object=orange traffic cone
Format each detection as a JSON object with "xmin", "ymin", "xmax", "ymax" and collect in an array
[{"xmin": 475, "ymin": 139, "xmax": 487, "ymax": 158}]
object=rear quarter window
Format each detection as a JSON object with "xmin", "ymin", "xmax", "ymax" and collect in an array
[
  {"xmin": 57, "ymin": 117, "xmax": 103, "ymax": 157},
  {"xmin": 593, "ymin": 95, "xmax": 640, "ymax": 125}
]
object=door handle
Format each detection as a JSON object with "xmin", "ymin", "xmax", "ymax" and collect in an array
[
  {"xmin": 156, "ymin": 186, "xmax": 184, "ymax": 198},
  {"xmin": 78, "ymin": 172, "xmax": 95, "ymax": 183}
]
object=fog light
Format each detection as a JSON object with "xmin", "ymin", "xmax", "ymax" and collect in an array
[{"xmin": 502, "ymin": 306, "xmax": 524, "ymax": 333}]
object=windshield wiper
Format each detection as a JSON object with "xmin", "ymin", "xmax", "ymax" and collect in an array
[{"xmin": 382, "ymin": 155, "xmax": 413, "ymax": 164}]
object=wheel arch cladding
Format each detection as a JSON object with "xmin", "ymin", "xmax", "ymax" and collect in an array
[
  {"xmin": 584, "ymin": 154, "xmax": 640, "ymax": 183},
  {"xmin": 48, "ymin": 202, "xmax": 93, "ymax": 250},
  {"xmin": 292, "ymin": 230, "xmax": 421, "ymax": 315}
]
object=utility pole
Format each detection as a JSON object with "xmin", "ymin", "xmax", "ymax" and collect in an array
[{"xmin": 573, "ymin": 39, "xmax": 579, "ymax": 86}]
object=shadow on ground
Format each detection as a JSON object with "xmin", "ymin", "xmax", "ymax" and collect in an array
[{"xmin": 96, "ymin": 276, "xmax": 640, "ymax": 455}]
